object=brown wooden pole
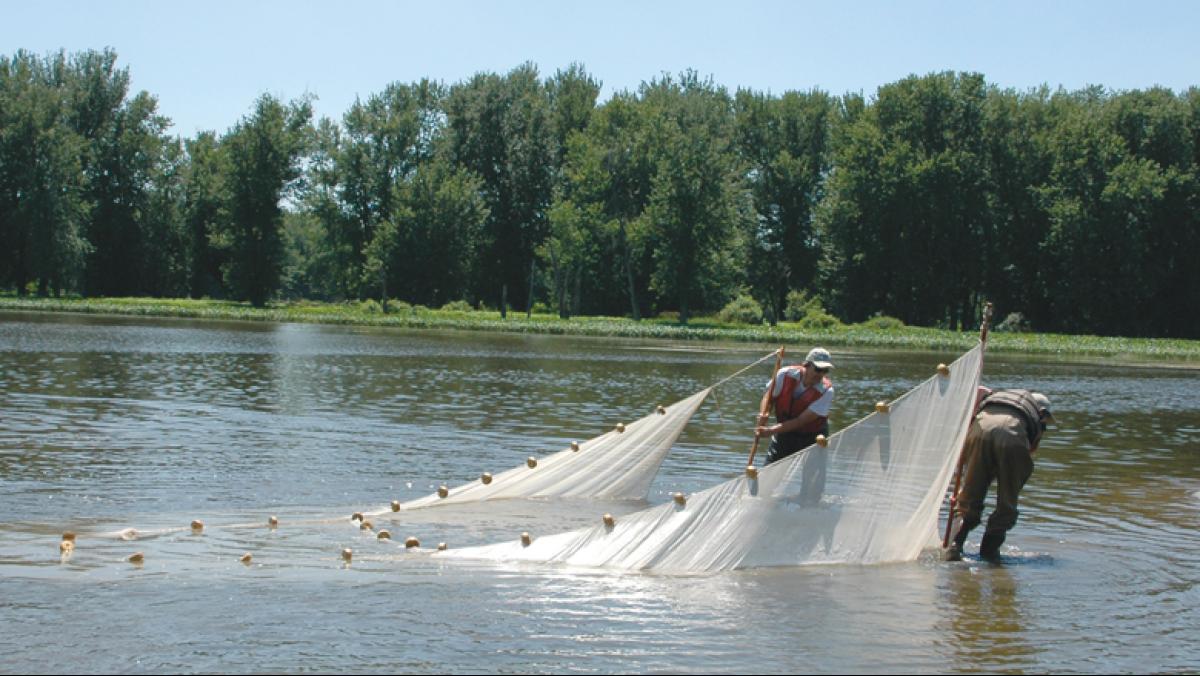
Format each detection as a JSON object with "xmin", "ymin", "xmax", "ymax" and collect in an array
[
  {"xmin": 746, "ymin": 347, "xmax": 785, "ymax": 469},
  {"xmin": 942, "ymin": 302, "xmax": 994, "ymax": 549}
]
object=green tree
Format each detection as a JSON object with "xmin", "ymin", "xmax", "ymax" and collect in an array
[
  {"xmin": 393, "ymin": 158, "xmax": 488, "ymax": 306},
  {"xmin": 1036, "ymin": 88, "xmax": 1199, "ymax": 337},
  {"xmin": 546, "ymin": 63, "xmax": 600, "ymax": 167},
  {"xmin": 537, "ymin": 197, "xmax": 593, "ymax": 317},
  {"xmin": 219, "ymin": 94, "xmax": 312, "ymax": 307},
  {"xmin": 559, "ymin": 92, "xmax": 658, "ymax": 319},
  {"xmin": 139, "ymin": 136, "xmax": 188, "ymax": 296},
  {"xmin": 821, "ymin": 72, "xmax": 989, "ymax": 328},
  {"xmin": 978, "ymin": 85, "xmax": 1056, "ymax": 327},
  {"xmin": 445, "ymin": 63, "xmax": 555, "ymax": 313},
  {"xmin": 181, "ymin": 131, "xmax": 227, "ymax": 298},
  {"xmin": 332, "ymin": 80, "xmax": 444, "ymax": 301},
  {"xmin": 63, "ymin": 50, "xmax": 176, "ymax": 296},
  {"xmin": 0, "ymin": 51, "xmax": 89, "ymax": 296},
  {"xmin": 735, "ymin": 88, "xmax": 833, "ymax": 324},
  {"xmin": 280, "ymin": 210, "xmax": 339, "ymax": 300},
  {"xmin": 304, "ymin": 117, "xmax": 356, "ymax": 297},
  {"xmin": 639, "ymin": 72, "xmax": 749, "ymax": 323},
  {"xmin": 361, "ymin": 205, "xmax": 407, "ymax": 312}
]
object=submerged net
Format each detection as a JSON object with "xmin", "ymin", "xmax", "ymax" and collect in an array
[
  {"xmin": 439, "ymin": 343, "xmax": 983, "ymax": 571},
  {"xmin": 382, "ymin": 388, "xmax": 711, "ymax": 512}
]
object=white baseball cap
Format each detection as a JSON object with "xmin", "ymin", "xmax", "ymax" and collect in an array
[
  {"xmin": 1031, "ymin": 392, "xmax": 1055, "ymax": 423},
  {"xmin": 805, "ymin": 347, "xmax": 834, "ymax": 370}
]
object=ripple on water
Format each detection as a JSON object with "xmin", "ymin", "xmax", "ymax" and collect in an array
[{"xmin": 2, "ymin": 315, "xmax": 1199, "ymax": 673}]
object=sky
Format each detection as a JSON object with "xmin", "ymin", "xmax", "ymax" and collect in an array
[{"xmin": 3, "ymin": 0, "xmax": 1198, "ymax": 137}]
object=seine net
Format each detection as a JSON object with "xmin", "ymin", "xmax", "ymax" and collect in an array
[
  {"xmin": 439, "ymin": 343, "xmax": 982, "ymax": 571},
  {"xmin": 380, "ymin": 388, "xmax": 711, "ymax": 512}
]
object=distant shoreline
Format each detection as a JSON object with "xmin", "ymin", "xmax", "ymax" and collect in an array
[{"xmin": 3, "ymin": 296, "xmax": 1198, "ymax": 362}]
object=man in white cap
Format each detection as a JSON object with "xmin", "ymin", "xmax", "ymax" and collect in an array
[
  {"xmin": 755, "ymin": 347, "xmax": 836, "ymax": 464},
  {"xmin": 948, "ymin": 388, "xmax": 1055, "ymax": 561}
]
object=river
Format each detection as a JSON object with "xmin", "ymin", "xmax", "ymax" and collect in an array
[{"xmin": 0, "ymin": 311, "xmax": 1196, "ymax": 673}]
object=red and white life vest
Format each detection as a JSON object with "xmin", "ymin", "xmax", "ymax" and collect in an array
[{"xmin": 774, "ymin": 365, "xmax": 832, "ymax": 434}]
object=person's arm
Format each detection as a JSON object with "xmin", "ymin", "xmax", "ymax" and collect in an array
[
  {"xmin": 758, "ymin": 387, "xmax": 832, "ymax": 436},
  {"xmin": 765, "ymin": 408, "xmax": 821, "ymax": 436},
  {"xmin": 754, "ymin": 373, "xmax": 782, "ymax": 437},
  {"xmin": 754, "ymin": 379, "xmax": 775, "ymax": 436}
]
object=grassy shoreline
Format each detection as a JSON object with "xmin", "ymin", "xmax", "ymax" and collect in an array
[{"xmin": 3, "ymin": 296, "xmax": 1199, "ymax": 362}]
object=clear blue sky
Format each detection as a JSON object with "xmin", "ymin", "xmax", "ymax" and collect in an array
[{"xmin": 4, "ymin": 0, "xmax": 1197, "ymax": 137}]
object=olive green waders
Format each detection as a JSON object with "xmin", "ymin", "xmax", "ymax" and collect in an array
[{"xmin": 952, "ymin": 410, "xmax": 1035, "ymax": 560}]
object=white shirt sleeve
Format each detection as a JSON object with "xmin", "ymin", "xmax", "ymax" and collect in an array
[
  {"xmin": 770, "ymin": 372, "xmax": 789, "ymax": 397},
  {"xmin": 807, "ymin": 386, "xmax": 834, "ymax": 417}
]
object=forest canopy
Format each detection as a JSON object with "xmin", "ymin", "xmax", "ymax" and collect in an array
[{"xmin": 2, "ymin": 49, "xmax": 1198, "ymax": 337}]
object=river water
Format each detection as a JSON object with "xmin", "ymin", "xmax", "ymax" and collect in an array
[{"xmin": 0, "ymin": 311, "xmax": 1196, "ymax": 674}]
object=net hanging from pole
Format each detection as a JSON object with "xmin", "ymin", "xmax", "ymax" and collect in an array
[{"xmin": 438, "ymin": 343, "xmax": 983, "ymax": 571}]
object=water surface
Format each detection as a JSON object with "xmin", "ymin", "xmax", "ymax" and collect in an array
[{"xmin": 0, "ymin": 311, "xmax": 1196, "ymax": 673}]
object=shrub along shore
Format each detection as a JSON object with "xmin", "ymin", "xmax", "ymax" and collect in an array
[{"xmin": 3, "ymin": 296, "xmax": 1198, "ymax": 363}]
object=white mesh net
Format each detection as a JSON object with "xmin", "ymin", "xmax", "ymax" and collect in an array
[
  {"xmin": 439, "ymin": 343, "xmax": 983, "ymax": 571},
  {"xmin": 379, "ymin": 388, "xmax": 711, "ymax": 513}
]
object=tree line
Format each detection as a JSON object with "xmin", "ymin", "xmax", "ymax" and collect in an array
[{"xmin": 2, "ymin": 49, "xmax": 1198, "ymax": 337}]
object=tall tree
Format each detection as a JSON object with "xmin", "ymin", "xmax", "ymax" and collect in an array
[
  {"xmin": 821, "ymin": 72, "xmax": 989, "ymax": 327},
  {"xmin": 639, "ymin": 72, "xmax": 749, "ymax": 323},
  {"xmin": 735, "ymin": 88, "xmax": 833, "ymax": 323},
  {"xmin": 445, "ymin": 63, "xmax": 555, "ymax": 312},
  {"xmin": 335, "ymin": 80, "xmax": 444, "ymax": 301},
  {"xmin": 0, "ymin": 50, "xmax": 89, "ymax": 296},
  {"xmin": 219, "ymin": 94, "xmax": 312, "ymax": 307},
  {"xmin": 556, "ymin": 92, "xmax": 657, "ymax": 319},
  {"xmin": 978, "ymin": 85, "xmax": 1055, "ymax": 326},
  {"xmin": 139, "ymin": 136, "xmax": 188, "ymax": 296},
  {"xmin": 546, "ymin": 63, "xmax": 601, "ymax": 167},
  {"xmin": 181, "ymin": 130, "xmax": 227, "ymax": 298},
  {"xmin": 391, "ymin": 157, "xmax": 489, "ymax": 306},
  {"xmin": 63, "ymin": 50, "xmax": 174, "ymax": 296}
]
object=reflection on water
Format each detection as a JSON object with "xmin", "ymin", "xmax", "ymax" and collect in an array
[{"xmin": 0, "ymin": 311, "xmax": 1197, "ymax": 673}]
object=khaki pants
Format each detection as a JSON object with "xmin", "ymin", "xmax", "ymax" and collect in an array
[{"xmin": 956, "ymin": 411, "xmax": 1034, "ymax": 545}]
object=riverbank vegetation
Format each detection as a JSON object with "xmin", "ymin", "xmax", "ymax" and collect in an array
[
  {"xmin": 4, "ymin": 296, "xmax": 1198, "ymax": 362},
  {"xmin": 2, "ymin": 49, "xmax": 1198, "ymax": 340}
]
